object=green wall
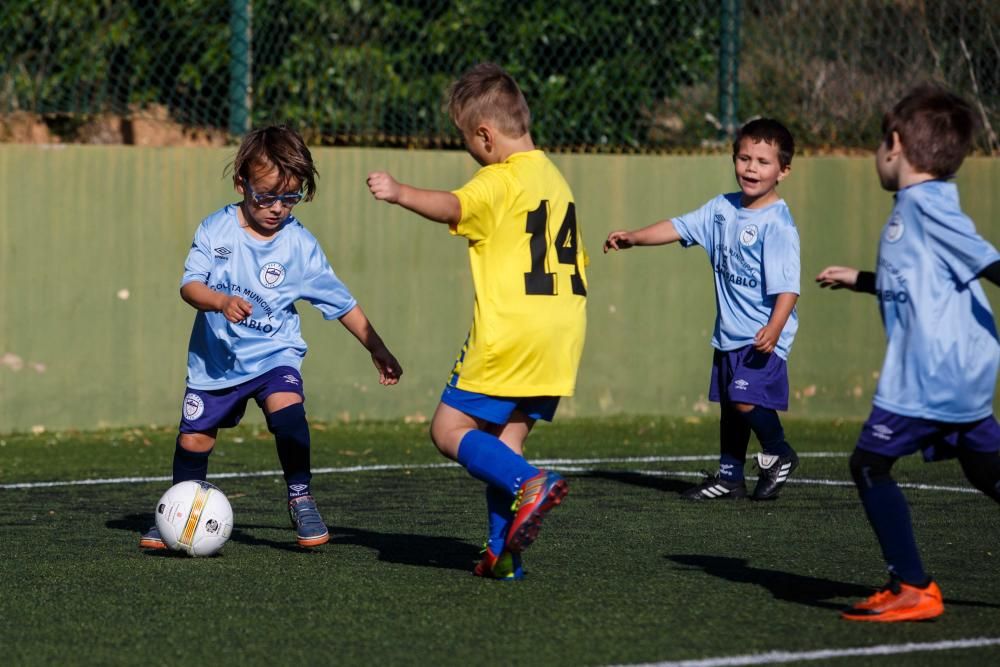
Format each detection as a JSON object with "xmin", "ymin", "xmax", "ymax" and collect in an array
[{"xmin": 1, "ymin": 146, "xmax": 998, "ymax": 432}]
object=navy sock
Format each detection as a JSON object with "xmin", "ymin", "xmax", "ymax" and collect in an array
[
  {"xmin": 486, "ymin": 486, "xmax": 513, "ymax": 554},
  {"xmin": 172, "ymin": 436, "xmax": 211, "ymax": 483},
  {"xmin": 456, "ymin": 430, "xmax": 539, "ymax": 496},
  {"xmin": 859, "ymin": 481, "xmax": 927, "ymax": 585},
  {"xmin": 719, "ymin": 407, "xmax": 751, "ymax": 481},
  {"xmin": 267, "ymin": 403, "xmax": 312, "ymax": 500},
  {"xmin": 741, "ymin": 406, "xmax": 793, "ymax": 457}
]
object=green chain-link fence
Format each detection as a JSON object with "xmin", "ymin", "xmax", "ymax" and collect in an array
[{"xmin": 2, "ymin": 0, "xmax": 997, "ymax": 153}]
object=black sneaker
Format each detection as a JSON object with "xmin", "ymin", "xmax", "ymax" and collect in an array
[
  {"xmin": 680, "ymin": 471, "xmax": 748, "ymax": 501},
  {"xmin": 751, "ymin": 451, "xmax": 799, "ymax": 500}
]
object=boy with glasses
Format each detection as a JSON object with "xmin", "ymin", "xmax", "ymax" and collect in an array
[{"xmin": 141, "ymin": 125, "xmax": 401, "ymax": 550}]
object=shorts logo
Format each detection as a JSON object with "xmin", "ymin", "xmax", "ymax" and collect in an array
[
  {"xmin": 733, "ymin": 379, "xmax": 750, "ymax": 391},
  {"xmin": 282, "ymin": 374, "xmax": 301, "ymax": 386},
  {"xmin": 259, "ymin": 262, "xmax": 286, "ymax": 288},
  {"xmin": 739, "ymin": 224, "xmax": 759, "ymax": 247},
  {"xmin": 885, "ymin": 214, "xmax": 904, "ymax": 243},
  {"xmin": 872, "ymin": 424, "xmax": 893, "ymax": 441},
  {"xmin": 713, "ymin": 214, "xmax": 726, "ymax": 225},
  {"xmin": 183, "ymin": 393, "xmax": 205, "ymax": 421}
]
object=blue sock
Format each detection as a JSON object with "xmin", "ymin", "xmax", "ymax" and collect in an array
[
  {"xmin": 859, "ymin": 481, "xmax": 927, "ymax": 585},
  {"xmin": 742, "ymin": 406, "xmax": 794, "ymax": 457},
  {"xmin": 267, "ymin": 403, "xmax": 312, "ymax": 500},
  {"xmin": 456, "ymin": 430, "xmax": 539, "ymax": 496},
  {"xmin": 486, "ymin": 486, "xmax": 513, "ymax": 554},
  {"xmin": 719, "ymin": 407, "xmax": 750, "ymax": 481},
  {"xmin": 172, "ymin": 436, "xmax": 211, "ymax": 483}
]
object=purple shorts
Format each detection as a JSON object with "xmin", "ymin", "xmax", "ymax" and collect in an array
[
  {"xmin": 857, "ymin": 406, "xmax": 1000, "ymax": 461},
  {"xmin": 440, "ymin": 385, "xmax": 560, "ymax": 425},
  {"xmin": 180, "ymin": 366, "xmax": 304, "ymax": 433},
  {"xmin": 709, "ymin": 346, "xmax": 789, "ymax": 411}
]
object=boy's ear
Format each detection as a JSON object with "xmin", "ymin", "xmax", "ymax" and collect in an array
[
  {"xmin": 476, "ymin": 124, "xmax": 493, "ymax": 150},
  {"xmin": 777, "ymin": 164, "xmax": 791, "ymax": 182},
  {"xmin": 887, "ymin": 131, "xmax": 904, "ymax": 158}
]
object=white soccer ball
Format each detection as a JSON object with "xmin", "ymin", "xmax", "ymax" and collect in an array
[{"xmin": 154, "ymin": 480, "xmax": 233, "ymax": 557}]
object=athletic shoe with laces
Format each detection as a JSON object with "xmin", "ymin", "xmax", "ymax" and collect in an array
[
  {"xmin": 473, "ymin": 545, "xmax": 524, "ymax": 581},
  {"xmin": 680, "ymin": 471, "xmax": 747, "ymax": 501},
  {"xmin": 751, "ymin": 451, "xmax": 799, "ymax": 500},
  {"xmin": 506, "ymin": 471, "xmax": 568, "ymax": 554},
  {"xmin": 842, "ymin": 577, "xmax": 944, "ymax": 622},
  {"xmin": 288, "ymin": 495, "xmax": 330, "ymax": 547},
  {"xmin": 139, "ymin": 525, "xmax": 167, "ymax": 550}
]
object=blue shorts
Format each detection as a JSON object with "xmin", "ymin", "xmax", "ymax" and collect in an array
[
  {"xmin": 440, "ymin": 385, "xmax": 560, "ymax": 425},
  {"xmin": 709, "ymin": 346, "xmax": 789, "ymax": 410},
  {"xmin": 857, "ymin": 406, "xmax": 1000, "ymax": 461},
  {"xmin": 180, "ymin": 366, "xmax": 304, "ymax": 433}
]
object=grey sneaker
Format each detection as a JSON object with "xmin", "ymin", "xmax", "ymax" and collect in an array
[
  {"xmin": 751, "ymin": 451, "xmax": 799, "ymax": 500},
  {"xmin": 680, "ymin": 471, "xmax": 748, "ymax": 501},
  {"xmin": 139, "ymin": 525, "xmax": 167, "ymax": 550},
  {"xmin": 288, "ymin": 495, "xmax": 330, "ymax": 547}
]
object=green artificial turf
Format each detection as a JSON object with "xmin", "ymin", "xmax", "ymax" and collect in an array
[{"xmin": 1, "ymin": 417, "xmax": 998, "ymax": 666}]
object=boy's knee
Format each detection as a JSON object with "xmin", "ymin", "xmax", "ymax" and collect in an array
[
  {"xmin": 958, "ymin": 449, "xmax": 1000, "ymax": 502},
  {"xmin": 849, "ymin": 447, "xmax": 896, "ymax": 491},
  {"xmin": 178, "ymin": 432, "xmax": 215, "ymax": 454}
]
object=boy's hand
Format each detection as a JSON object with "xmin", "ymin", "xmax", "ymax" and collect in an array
[
  {"xmin": 753, "ymin": 324, "xmax": 780, "ymax": 354},
  {"xmin": 815, "ymin": 266, "xmax": 860, "ymax": 290},
  {"xmin": 604, "ymin": 230, "xmax": 634, "ymax": 253},
  {"xmin": 221, "ymin": 295, "xmax": 253, "ymax": 323},
  {"xmin": 371, "ymin": 346, "xmax": 402, "ymax": 386},
  {"xmin": 367, "ymin": 171, "xmax": 401, "ymax": 204}
]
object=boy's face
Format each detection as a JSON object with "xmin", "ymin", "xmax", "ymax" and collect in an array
[
  {"xmin": 236, "ymin": 163, "xmax": 303, "ymax": 237},
  {"xmin": 875, "ymin": 132, "xmax": 902, "ymax": 191},
  {"xmin": 733, "ymin": 137, "xmax": 789, "ymax": 207}
]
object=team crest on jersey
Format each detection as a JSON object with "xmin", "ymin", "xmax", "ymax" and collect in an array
[
  {"xmin": 885, "ymin": 214, "xmax": 904, "ymax": 243},
  {"xmin": 259, "ymin": 262, "xmax": 286, "ymax": 288},
  {"xmin": 739, "ymin": 224, "xmax": 759, "ymax": 247},
  {"xmin": 183, "ymin": 393, "xmax": 205, "ymax": 421}
]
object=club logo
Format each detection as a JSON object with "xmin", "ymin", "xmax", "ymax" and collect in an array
[
  {"xmin": 259, "ymin": 262, "xmax": 286, "ymax": 288},
  {"xmin": 739, "ymin": 224, "xmax": 759, "ymax": 247},
  {"xmin": 183, "ymin": 392, "xmax": 205, "ymax": 421},
  {"xmin": 872, "ymin": 424, "xmax": 893, "ymax": 441},
  {"xmin": 885, "ymin": 214, "xmax": 904, "ymax": 243}
]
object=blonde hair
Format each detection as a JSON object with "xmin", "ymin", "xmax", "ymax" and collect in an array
[{"xmin": 448, "ymin": 63, "xmax": 531, "ymax": 138}]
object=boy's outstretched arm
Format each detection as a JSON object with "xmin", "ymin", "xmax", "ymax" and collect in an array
[
  {"xmin": 604, "ymin": 219, "xmax": 681, "ymax": 253},
  {"xmin": 754, "ymin": 292, "xmax": 798, "ymax": 354},
  {"xmin": 815, "ymin": 266, "xmax": 876, "ymax": 294},
  {"xmin": 367, "ymin": 171, "xmax": 461, "ymax": 225},
  {"xmin": 181, "ymin": 281, "xmax": 253, "ymax": 322},
  {"xmin": 339, "ymin": 305, "xmax": 402, "ymax": 386}
]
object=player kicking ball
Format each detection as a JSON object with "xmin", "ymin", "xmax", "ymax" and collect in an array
[{"xmin": 818, "ymin": 85, "xmax": 1000, "ymax": 622}]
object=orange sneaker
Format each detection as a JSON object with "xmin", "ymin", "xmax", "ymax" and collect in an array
[{"xmin": 842, "ymin": 578, "xmax": 944, "ymax": 622}]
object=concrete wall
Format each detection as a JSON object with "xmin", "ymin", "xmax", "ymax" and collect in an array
[{"xmin": 1, "ymin": 145, "xmax": 998, "ymax": 432}]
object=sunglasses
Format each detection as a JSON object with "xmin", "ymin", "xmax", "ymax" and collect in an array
[{"xmin": 242, "ymin": 178, "xmax": 304, "ymax": 208}]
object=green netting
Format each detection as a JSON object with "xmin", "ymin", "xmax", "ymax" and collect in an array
[{"xmin": 1, "ymin": 0, "xmax": 997, "ymax": 152}]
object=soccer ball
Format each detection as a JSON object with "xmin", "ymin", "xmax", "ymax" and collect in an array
[{"xmin": 154, "ymin": 480, "xmax": 233, "ymax": 557}]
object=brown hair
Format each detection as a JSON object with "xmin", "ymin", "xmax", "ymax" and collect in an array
[
  {"xmin": 448, "ymin": 63, "xmax": 531, "ymax": 138},
  {"xmin": 231, "ymin": 125, "xmax": 318, "ymax": 201},
  {"xmin": 732, "ymin": 118, "xmax": 795, "ymax": 169},
  {"xmin": 882, "ymin": 84, "xmax": 977, "ymax": 178}
]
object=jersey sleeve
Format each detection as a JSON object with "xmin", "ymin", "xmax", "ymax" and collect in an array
[
  {"xmin": 671, "ymin": 197, "xmax": 717, "ymax": 248},
  {"xmin": 925, "ymin": 210, "xmax": 1000, "ymax": 286},
  {"xmin": 762, "ymin": 223, "xmax": 801, "ymax": 295},
  {"xmin": 451, "ymin": 167, "xmax": 507, "ymax": 242},
  {"xmin": 181, "ymin": 223, "xmax": 214, "ymax": 287},
  {"xmin": 299, "ymin": 240, "xmax": 358, "ymax": 320}
]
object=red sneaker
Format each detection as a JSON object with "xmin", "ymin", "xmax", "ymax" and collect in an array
[{"xmin": 506, "ymin": 471, "xmax": 568, "ymax": 554}]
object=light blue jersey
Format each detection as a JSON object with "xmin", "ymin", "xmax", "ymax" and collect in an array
[
  {"xmin": 673, "ymin": 193, "xmax": 800, "ymax": 359},
  {"xmin": 873, "ymin": 180, "xmax": 1000, "ymax": 422},
  {"xmin": 181, "ymin": 205, "xmax": 357, "ymax": 390}
]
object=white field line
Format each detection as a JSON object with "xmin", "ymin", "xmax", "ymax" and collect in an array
[
  {"xmin": 610, "ymin": 636, "xmax": 1000, "ymax": 667},
  {"xmin": 0, "ymin": 451, "xmax": 978, "ymax": 494}
]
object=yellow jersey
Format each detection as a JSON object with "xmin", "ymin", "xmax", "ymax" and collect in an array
[{"xmin": 449, "ymin": 150, "xmax": 588, "ymax": 397}]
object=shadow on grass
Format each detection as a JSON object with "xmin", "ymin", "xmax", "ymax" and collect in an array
[
  {"xmin": 666, "ymin": 554, "xmax": 1000, "ymax": 611},
  {"xmin": 330, "ymin": 526, "xmax": 480, "ymax": 571},
  {"xmin": 578, "ymin": 470, "xmax": 693, "ymax": 495}
]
